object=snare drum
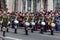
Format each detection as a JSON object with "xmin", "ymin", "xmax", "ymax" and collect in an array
[
  {"xmin": 51, "ymin": 23, "xmax": 55, "ymax": 27},
  {"xmin": 25, "ymin": 22, "xmax": 30, "ymax": 26},
  {"xmin": 41, "ymin": 21, "xmax": 46, "ymax": 26},
  {"xmin": 31, "ymin": 22, "xmax": 35, "ymax": 25}
]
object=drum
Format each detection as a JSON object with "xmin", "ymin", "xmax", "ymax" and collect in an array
[
  {"xmin": 0, "ymin": 21, "xmax": 2, "ymax": 23},
  {"xmin": 31, "ymin": 22, "xmax": 35, "ymax": 25},
  {"xmin": 8, "ymin": 21, "xmax": 10, "ymax": 25},
  {"xmin": 3, "ymin": 27, "xmax": 6, "ymax": 31},
  {"xmin": 14, "ymin": 20, "xmax": 19, "ymax": 24},
  {"xmin": 41, "ymin": 21, "xmax": 46, "ymax": 26},
  {"xmin": 25, "ymin": 22, "xmax": 30, "ymax": 26},
  {"xmin": 51, "ymin": 23, "xmax": 55, "ymax": 27}
]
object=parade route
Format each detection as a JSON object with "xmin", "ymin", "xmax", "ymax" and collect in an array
[
  {"xmin": 4, "ymin": 36, "xmax": 22, "ymax": 40},
  {"xmin": 0, "ymin": 28, "xmax": 60, "ymax": 40}
]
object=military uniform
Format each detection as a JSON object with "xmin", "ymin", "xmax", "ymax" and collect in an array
[
  {"xmin": 11, "ymin": 15, "xmax": 16, "ymax": 28},
  {"xmin": 7, "ymin": 14, "xmax": 12, "ymax": 32},
  {"xmin": 0, "ymin": 14, "xmax": 3, "ymax": 31},
  {"xmin": 2, "ymin": 14, "xmax": 8, "ymax": 27},
  {"xmin": 24, "ymin": 16, "xmax": 29, "ymax": 35},
  {"xmin": 39, "ymin": 15, "xmax": 46, "ymax": 33},
  {"xmin": 50, "ymin": 16, "xmax": 56, "ymax": 35},
  {"xmin": 2, "ymin": 13, "xmax": 8, "ymax": 36},
  {"xmin": 29, "ymin": 16, "xmax": 35, "ymax": 33}
]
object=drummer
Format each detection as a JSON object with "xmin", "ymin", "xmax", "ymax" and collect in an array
[
  {"xmin": 0, "ymin": 11, "xmax": 3, "ymax": 31},
  {"xmin": 2, "ymin": 11, "xmax": 8, "ymax": 36},
  {"xmin": 24, "ymin": 13, "xmax": 30, "ymax": 35},
  {"xmin": 14, "ymin": 12, "xmax": 19, "ymax": 34},
  {"xmin": 7, "ymin": 13, "xmax": 12, "ymax": 32},
  {"xmin": 11, "ymin": 12, "xmax": 16, "ymax": 28},
  {"xmin": 46, "ymin": 14, "xmax": 51, "ymax": 31},
  {"xmin": 50, "ymin": 13, "xmax": 56, "ymax": 35},
  {"xmin": 39, "ymin": 13, "xmax": 46, "ymax": 33},
  {"xmin": 29, "ymin": 13, "xmax": 35, "ymax": 33}
]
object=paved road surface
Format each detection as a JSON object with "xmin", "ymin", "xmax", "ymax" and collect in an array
[{"xmin": 0, "ymin": 28, "xmax": 60, "ymax": 40}]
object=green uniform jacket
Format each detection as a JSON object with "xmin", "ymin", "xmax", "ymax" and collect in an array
[
  {"xmin": 29, "ymin": 17, "xmax": 34, "ymax": 22},
  {"xmin": 0, "ymin": 15, "xmax": 2, "ymax": 21},
  {"xmin": 39, "ymin": 16, "xmax": 45, "ymax": 21}
]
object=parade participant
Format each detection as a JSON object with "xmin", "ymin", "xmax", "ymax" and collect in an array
[
  {"xmin": 46, "ymin": 15, "xmax": 51, "ymax": 31},
  {"xmin": 0, "ymin": 11, "xmax": 3, "ymax": 31},
  {"xmin": 55, "ymin": 13, "xmax": 58, "ymax": 31},
  {"xmin": 24, "ymin": 13, "xmax": 30, "ymax": 35},
  {"xmin": 11, "ymin": 12, "xmax": 16, "ymax": 28},
  {"xmin": 2, "ymin": 11, "xmax": 8, "ymax": 36},
  {"xmin": 14, "ymin": 13, "xmax": 19, "ymax": 34},
  {"xmin": 35, "ymin": 13, "xmax": 39, "ymax": 31},
  {"xmin": 30, "ymin": 13, "xmax": 35, "ymax": 33},
  {"xmin": 19, "ymin": 13, "xmax": 24, "ymax": 27},
  {"xmin": 7, "ymin": 13, "xmax": 12, "ymax": 32},
  {"xmin": 50, "ymin": 13, "xmax": 56, "ymax": 35},
  {"xmin": 39, "ymin": 14, "xmax": 46, "ymax": 34}
]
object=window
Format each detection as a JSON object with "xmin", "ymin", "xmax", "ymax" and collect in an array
[
  {"xmin": 27, "ymin": 0, "xmax": 31, "ymax": 11},
  {"xmin": 54, "ymin": 0, "xmax": 60, "ymax": 12},
  {"xmin": 54, "ymin": 0, "xmax": 60, "ymax": 9}
]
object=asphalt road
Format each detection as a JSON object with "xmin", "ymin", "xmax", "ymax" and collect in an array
[{"xmin": 0, "ymin": 28, "xmax": 60, "ymax": 40}]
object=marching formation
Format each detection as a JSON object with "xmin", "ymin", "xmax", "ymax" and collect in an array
[{"xmin": 0, "ymin": 10, "xmax": 60, "ymax": 37}]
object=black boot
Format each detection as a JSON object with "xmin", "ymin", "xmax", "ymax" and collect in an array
[
  {"xmin": 1, "ymin": 27, "xmax": 3, "ymax": 31},
  {"xmin": 51, "ymin": 30, "xmax": 54, "ymax": 35},
  {"xmin": 40, "ymin": 27, "xmax": 44, "ymax": 34},
  {"xmin": 7, "ymin": 28, "xmax": 9, "ymax": 32},
  {"xmin": 14, "ymin": 29, "xmax": 17, "ymax": 34},
  {"xmin": 26, "ymin": 30, "xmax": 28, "ymax": 35},
  {"xmin": 31, "ymin": 29, "xmax": 33, "ymax": 33},
  {"xmin": 3, "ymin": 31, "xmax": 5, "ymax": 37},
  {"xmin": 40, "ymin": 29, "xmax": 43, "ymax": 34},
  {"xmin": 25, "ymin": 27, "xmax": 28, "ymax": 35}
]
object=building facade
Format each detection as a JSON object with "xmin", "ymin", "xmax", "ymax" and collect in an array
[{"xmin": 0, "ymin": 0, "xmax": 60, "ymax": 12}]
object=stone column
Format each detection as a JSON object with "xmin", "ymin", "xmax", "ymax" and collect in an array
[
  {"xmin": 31, "ymin": 0, "xmax": 33, "ymax": 12},
  {"xmin": 25, "ymin": 0, "xmax": 28, "ymax": 12},
  {"xmin": 36, "ymin": 0, "xmax": 41, "ymax": 12},
  {"xmin": 18, "ymin": 0, "xmax": 23, "ymax": 12},
  {"xmin": 41, "ymin": 0, "xmax": 44, "ymax": 9},
  {"xmin": 47, "ymin": 0, "xmax": 53, "ymax": 11},
  {"xmin": 6, "ymin": 0, "xmax": 14, "ymax": 12}
]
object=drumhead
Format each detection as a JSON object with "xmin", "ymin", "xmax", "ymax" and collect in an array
[
  {"xmin": 0, "ymin": 21, "xmax": 2, "ymax": 23},
  {"xmin": 14, "ymin": 20, "xmax": 19, "ymax": 24},
  {"xmin": 8, "ymin": 21, "xmax": 10, "ymax": 24},
  {"xmin": 25, "ymin": 22, "xmax": 30, "ymax": 26},
  {"xmin": 51, "ymin": 23, "xmax": 55, "ymax": 27},
  {"xmin": 41, "ymin": 21, "xmax": 46, "ymax": 26},
  {"xmin": 31, "ymin": 22, "xmax": 35, "ymax": 25}
]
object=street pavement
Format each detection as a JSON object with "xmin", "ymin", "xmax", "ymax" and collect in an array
[{"xmin": 0, "ymin": 28, "xmax": 60, "ymax": 40}]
